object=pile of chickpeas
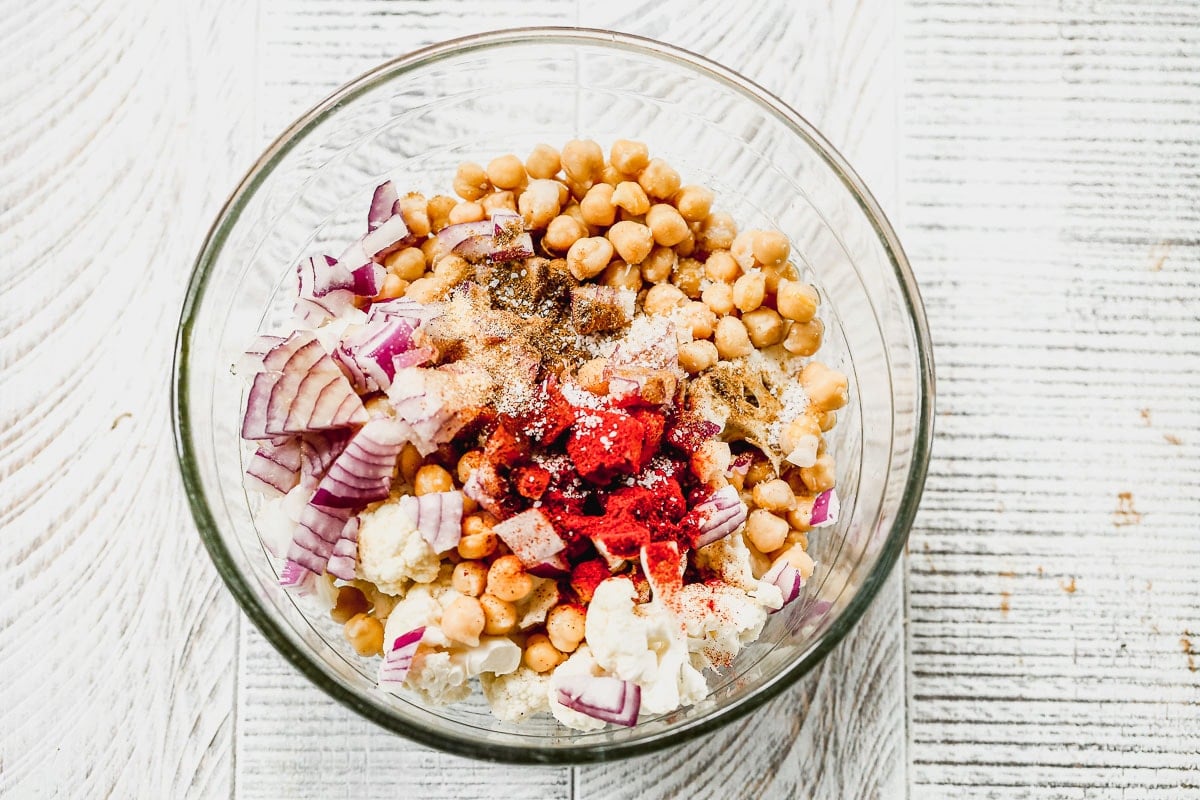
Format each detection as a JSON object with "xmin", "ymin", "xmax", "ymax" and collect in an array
[{"xmin": 345, "ymin": 138, "xmax": 850, "ymax": 673}]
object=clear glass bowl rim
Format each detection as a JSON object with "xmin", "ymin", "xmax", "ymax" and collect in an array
[{"xmin": 171, "ymin": 26, "xmax": 935, "ymax": 764}]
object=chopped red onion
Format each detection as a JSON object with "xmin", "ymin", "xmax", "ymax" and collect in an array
[
  {"xmin": 435, "ymin": 220, "xmax": 492, "ymax": 257},
  {"xmin": 241, "ymin": 333, "xmax": 368, "ymax": 440},
  {"xmin": 527, "ymin": 553, "xmax": 570, "ymax": 578},
  {"xmin": 554, "ymin": 675, "xmax": 641, "ymax": 727},
  {"xmin": 379, "ymin": 626, "xmax": 425, "ymax": 689},
  {"xmin": 387, "ymin": 367, "xmax": 462, "ymax": 456},
  {"xmin": 361, "ymin": 214, "xmax": 411, "ymax": 260},
  {"xmin": 326, "ymin": 517, "xmax": 360, "ymax": 581},
  {"xmin": 245, "ymin": 438, "xmax": 302, "ymax": 496},
  {"xmin": 398, "ymin": 491, "xmax": 464, "ymax": 553},
  {"xmin": 492, "ymin": 509, "xmax": 565, "ymax": 568},
  {"xmin": 489, "ymin": 211, "xmax": 534, "ymax": 261},
  {"xmin": 310, "ymin": 418, "xmax": 409, "ymax": 508},
  {"xmin": 391, "ymin": 345, "xmax": 436, "ymax": 371},
  {"xmin": 279, "ymin": 559, "xmax": 315, "ymax": 593},
  {"xmin": 810, "ymin": 489, "xmax": 839, "ymax": 528},
  {"xmin": 295, "ymin": 255, "xmax": 357, "ymax": 322},
  {"xmin": 299, "ymin": 431, "xmax": 351, "ymax": 488},
  {"xmin": 286, "ymin": 502, "xmax": 354, "ymax": 574},
  {"xmin": 690, "ymin": 485, "xmax": 747, "ymax": 548},
  {"xmin": 368, "ymin": 180, "xmax": 399, "ymax": 232},
  {"xmin": 762, "ymin": 559, "xmax": 804, "ymax": 611}
]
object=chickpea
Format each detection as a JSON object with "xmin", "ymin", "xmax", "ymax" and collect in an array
[
  {"xmin": 448, "ymin": 200, "xmax": 485, "ymax": 225},
  {"xmin": 518, "ymin": 179, "xmax": 563, "ymax": 230},
  {"xmin": 426, "ymin": 194, "xmax": 458, "ymax": 233},
  {"xmin": 480, "ymin": 593, "xmax": 518, "ymax": 635},
  {"xmin": 777, "ymin": 280, "xmax": 820, "ymax": 322},
  {"xmin": 600, "ymin": 260, "xmax": 643, "ymax": 293},
  {"xmin": 819, "ymin": 411, "xmax": 837, "ymax": 432},
  {"xmin": 752, "ymin": 479, "xmax": 796, "ymax": 512},
  {"xmin": 778, "ymin": 545, "xmax": 816, "ymax": 579},
  {"xmin": 453, "ymin": 161, "xmax": 490, "ymax": 201},
  {"xmin": 646, "ymin": 203, "xmax": 690, "ymax": 247},
  {"xmin": 485, "ymin": 154, "xmax": 526, "ymax": 190},
  {"xmin": 637, "ymin": 158, "xmax": 681, "ymax": 199},
  {"xmin": 566, "ymin": 236, "xmax": 615, "ymax": 281},
  {"xmin": 699, "ymin": 211, "xmax": 738, "ymax": 251},
  {"xmin": 730, "ymin": 231, "xmax": 757, "ymax": 270},
  {"xmin": 580, "ymin": 183, "xmax": 617, "ymax": 227},
  {"xmin": 414, "ymin": 464, "xmax": 454, "ymax": 496},
  {"xmin": 433, "ymin": 253, "xmax": 471, "ymax": 284},
  {"xmin": 442, "ymin": 596, "xmax": 486, "ymax": 647},
  {"xmin": 783, "ymin": 318, "xmax": 824, "ymax": 356},
  {"xmin": 420, "ymin": 237, "xmax": 439, "ymax": 266},
  {"xmin": 545, "ymin": 604, "xmax": 586, "ymax": 653},
  {"xmin": 678, "ymin": 339, "xmax": 719, "ymax": 374},
  {"xmin": 612, "ymin": 181, "xmax": 651, "ymax": 216},
  {"xmin": 701, "ymin": 282, "xmax": 736, "ymax": 316},
  {"xmin": 679, "ymin": 301, "xmax": 717, "ymax": 339},
  {"xmin": 343, "ymin": 613, "xmax": 384, "ymax": 657},
  {"xmin": 671, "ymin": 257, "xmax": 705, "ymax": 299},
  {"xmin": 462, "ymin": 495, "xmax": 479, "ymax": 515},
  {"xmin": 786, "ymin": 503, "xmax": 813, "ymax": 532},
  {"xmin": 714, "ymin": 316, "xmax": 752, "ymax": 360},
  {"xmin": 610, "ymin": 139, "xmax": 650, "ymax": 175},
  {"xmin": 458, "ymin": 531, "xmax": 497, "ymax": 560},
  {"xmin": 375, "ymin": 274, "xmax": 406, "ymax": 300},
  {"xmin": 732, "ymin": 271, "xmax": 766, "ymax": 313},
  {"xmin": 405, "ymin": 275, "xmax": 447, "ymax": 303},
  {"xmin": 607, "ymin": 221, "xmax": 654, "ymax": 264},
  {"xmin": 330, "ymin": 585, "xmax": 370, "ymax": 624},
  {"xmin": 481, "ymin": 190, "xmax": 517, "ymax": 214},
  {"xmin": 704, "ymin": 250, "xmax": 741, "ymax": 283},
  {"xmin": 742, "ymin": 307, "xmax": 786, "ymax": 348},
  {"xmin": 384, "ymin": 247, "xmax": 426, "ymax": 282},
  {"xmin": 800, "ymin": 362, "xmax": 849, "ymax": 411},
  {"xmin": 463, "ymin": 511, "xmax": 497, "ymax": 537},
  {"xmin": 560, "ymin": 201, "xmax": 587, "ymax": 229},
  {"xmin": 564, "ymin": 176, "xmax": 593, "ymax": 202},
  {"xmin": 785, "ymin": 528, "xmax": 810, "ymax": 552},
  {"xmin": 644, "ymin": 283, "xmax": 688, "ymax": 316},
  {"xmin": 487, "ymin": 555, "xmax": 534, "ymax": 602},
  {"xmin": 744, "ymin": 459, "xmax": 775, "ymax": 488},
  {"xmin": 800, "ymin": 453, "xmax": 837, "ymax": 493},
  {"xmin": 456, "ymin": 449, "xmax": 484, "ymax": 484},
  {"xmin": 523, "ymin": 633, "xmax": 565, "ymax": 673},
  {"xmin": 398, "ymin": 443, "xmax": 423, "ymax": 483},
  {"xmin": 452, "ymin": 560, "xmax": 488, "ymax": 597},
  {"xmin": 601, "ymin": 163, "xmax": 623, "ymax": 187},
  {"xmin": 562, "ymin": 139, "xmax": 605, "ymax": 183},
  {"xmin": 576, "ymin": 357, "xmax": 609, "ymax": 395},
  {"xmin": 780, "ymin": 415, "xmax": 822, "ymax": 459},
  {"xmin": 745, "ymin": 509, "xmax": 789, "ymax": 553},
  {"xmin": 394, "ymin": 192, "xmax": 430, "ymax": 238},
  {"xmin": 640, "ymin": 246, "xmax": 677, "ymax": 283},
  {"xmin": 673, "ymin": 184, "xmax": 714, "ymax": 222},
  {"xmin": 543, "ymin": 214, "xmax": 587, "ymax": 252},
  {"xmin": 753, "ymin": 230, "xmax": 790, "ymax": 266},
  {"xmin": 526, "ymin": 144, "xmax": 561, "ymax": 179}
]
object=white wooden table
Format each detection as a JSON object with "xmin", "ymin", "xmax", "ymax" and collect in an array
[{"xmin": 3, "ymin": 1, "xmax": 1198, "ymax": 797}]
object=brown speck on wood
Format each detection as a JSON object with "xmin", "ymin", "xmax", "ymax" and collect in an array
[
  {"xmin": 999, "ymin": 571, "xmax": 1016, "ymax": 578},
  {"xmin": 1148, "ymin": 240, "xmax": 1171, "ymax": 272},
  {"xmin": 1113, "ymin": 492, "xmax": 1143, "ymax": 527},
  {"xmin": 999, "ymin": 592, "xmax": 1011, "ymax": 615},
  {"xmin": 111, "ymin": 412, "xmax": 132, "ymax": 429},
  {"xmin": 1164, "ymin": 433, "xmax": 1183, "ymax": 445},
  {"xmin": 1146, "ymin": 580, "xmax": 1153, "ymax": 591},
  {"xmin": 1181, "ymin": 636, "xmax": 1197, "ymax": 672},
  {"xmin": 1060, "ymin": 576, "xmax": 1077, "ymax": 594},
  {"xmin": 1139, "ymin": 407, "xmax": 1152, "ymax": 425},
  {"xmin": 1037, "ymin": 566, "xmax": 1045, "ymax": 577}
]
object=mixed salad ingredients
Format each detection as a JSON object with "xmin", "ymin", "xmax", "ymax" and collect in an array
[{"xmin": 239, "ymin": 139, "xmax": 848, "ymax": 729}]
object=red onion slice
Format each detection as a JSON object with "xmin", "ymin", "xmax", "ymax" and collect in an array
[
  {"xmin": 326, "ymin": 517, "xmax": 360, "ymax": 581},
  {"xmin": 368, "ymin": 180, "xmax": 399, "ymax": 232},
  {"xmin": 492, "ymin": 509, "xmax": 565, "ymax": 568},
  {"xmin": 690, "ymin": 485, "xmax": 747, "ymax": 548},
  {"xmin": 810, "ymin": 489, "xmax": 839, "ymax": 528},
  {"xmin": 333, "ymin": 314, "xmax": 421, "ymax": 393},
  {"xmin": 527, "ymin": 553, "xmax": 570, "ymax": 578},
  {"xmin": 435, "ymin": 220, "xmax": 492, "ymax": 257},
  {"xmin": 286, "ymin": 502, "xmax": 354, "ymax": 574},
  {"xmin": 490, "ymin": 211, "xmax": 534, "ymax": 261},
  {"xmin": 762, "ymin": 559, "xmax": 805, "ymax": 611},
  {"xmin": 555, "ymin": 675, "xmax": 641, "ymax": 727},
  {"xmin": 245, "ymin": 438, "xmax": 302, "ymax": 496},
  {"xmin": 299, "ymin": 431, "xmax": 351, "ymax": 488},
  {"xmin": 379, "ymin": 626, "xmax": 425, "ymax": 689},
  {"xmin": 398, "ymin": 491, "xmax": 464, "ymax": 553},
  {"xmin": 279, "ymin": 559, "xmax": 315, "ymax": 593},
  {"xmin": 310, "ymin": 418, "xmax": 408, "ymax": 508}
]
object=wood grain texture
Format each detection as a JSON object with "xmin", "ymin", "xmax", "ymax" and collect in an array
[
  {"xmin": 0, "ymin": 0, "xmax": 257, "ymax": 797},
  {"xmin": 903, "ymin": 1, "xmax": 1200, "ymax": 797}
]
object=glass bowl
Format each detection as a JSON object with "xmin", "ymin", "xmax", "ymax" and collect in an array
[{"xmin": 172, "ymin": 27, "xmax": 933, "ymax": 763}]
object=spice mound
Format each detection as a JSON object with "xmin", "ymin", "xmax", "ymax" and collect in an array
[{"xmin": 238, "ymin": 138, "xmax": 849, "ymax": 729}]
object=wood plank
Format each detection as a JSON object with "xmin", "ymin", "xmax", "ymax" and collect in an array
[
  {"xmin": 903, "ymin": 1, "xmax": 1200, "ymax": 796},
  {"xmin": 573, "ymin": 1, "xmax": 907, "ymax": 798},
  {"xmin": 0, "ymin": 0, "xmax": 258, "ymax": 796}
]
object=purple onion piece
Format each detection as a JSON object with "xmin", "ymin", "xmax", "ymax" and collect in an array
[
  {"xmin": 554, "ymin": 676, "xmax": 641, "ymax": 727},
  {"xmin": 379, "ymin": 626, "xmax": 425, "ymax": 689}
]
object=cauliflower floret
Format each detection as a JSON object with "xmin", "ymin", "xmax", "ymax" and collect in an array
[
  {"xmin": 481, "ymin": 666, "xmax": 552, "ymax": 723},
  {"xmin": 383, "ymin": 584, "xmax": 451, "ymax": 649},
  {"xmin": 450, "ymin": 636, "xmax": 521, "ymax": 678},
  {"xmin": 676, "ymin": 582, "xmax": 769, "ymax": 671},
  {"xmin": 547, "ymin": 646, "xmax": 607, "ymax": 731},
  {"xmin": 405, "ymin": 650, "xmax": 471, "ymax": 705},
  {"xmin": 254, "ymin": 485, "xmax": 309, "ymax": 557},
  {"xmin": 694, "ymin": 531, "xmax": 757, "ymax": 591},
  {"xmin": 357, "ymin": 501, "xmax": 440, "ymax": 593}
]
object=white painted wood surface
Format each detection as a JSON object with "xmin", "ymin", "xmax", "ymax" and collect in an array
[{"xmin": 2, "ymin": 1, "xmax": 1196, "ymax": 799}]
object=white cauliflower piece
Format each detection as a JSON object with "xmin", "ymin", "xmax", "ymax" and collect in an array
[
  {"xmin": 357, "ymin": 500, "xmax": 440, "ymax": 593},
  {"xmin": 383, "ymin": 584, "xmax": 451, "ymax": 649},
  {"xmin": 405, "ymin": 650, "xmax": 471, "ymax": 705},
  {"xmin": 694, "ymin": 532, "xmax": 757, "ymax": 591},
  {"xmin": 481, "ymin": 666, "xmax": 552, "ymax": 723},
  {"xmin": 676, "ymin": 582, "xmax": 770, "ymax": 671},
  {"xmin": 450, "ymin": 636, "xmax": 521, "ymax": 678}
]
